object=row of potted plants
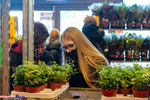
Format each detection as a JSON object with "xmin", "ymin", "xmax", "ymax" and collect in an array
[
  {"xmin": 89, "ymin": 1, "xmax": 150, "ymax": 29},
  {"xmin": 12, "ymin": 60, "xmax": 77, "ymax": 93},
  {"xmin": 98, "ymin": 61, "xmax": 150, "ymax": 98},
  {"xmin": 104, "ymin": 32, "xmax": 148, "ymax": 61}
]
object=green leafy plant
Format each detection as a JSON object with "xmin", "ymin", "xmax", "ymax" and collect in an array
[
  {"xmin": 116, "ymin": 3, "xmax": 127, "ymax": 23},
  {"xmin": 98, "ymin": 62, "xmax": 120, "ymax": 90},
  {"xmin": 126, "ymin": 4, "xmax": 138, "ymax": 23},
  {"xmin": 11, "ymin": 65, "xmax": 26, "ymax": 85},
  {"xmin": 131, "ymin": 62, "xmax": 150, "ymax": 91},
  {"xmin": 116, "ymin": 64, "xmax": 134, "ymax": 88},
  {"xmin": 23, "ymin": 61, "xmax": 43, "ymax": 87},
  {"xmin": 134, "ymin": 5, "xmax": 143, "ymax": 23}
]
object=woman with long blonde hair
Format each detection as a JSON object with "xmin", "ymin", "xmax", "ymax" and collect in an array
[{"xmin": 60, "ymin": 27, "xmax": 109, "ymax": 88}]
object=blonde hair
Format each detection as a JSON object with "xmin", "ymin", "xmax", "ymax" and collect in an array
[
  {"xmin": 83, "ymin": 16, "xmax": 97, "ymax": 24},
  {"xmin": 60, "ymin": 27, "xmax": 109, "ymax": 88},
  {"xmin": 49, "ymin": 29, "xmax": 60, "ymax": 42}
]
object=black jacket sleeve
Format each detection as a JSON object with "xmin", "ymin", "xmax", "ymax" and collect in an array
[{"xmin": 41, "ymin": 50, "xmax": 54, "ymax": 65}]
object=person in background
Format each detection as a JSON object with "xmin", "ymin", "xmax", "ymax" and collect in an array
[
  {"xmin": 10, "ymin": 22, "xmax": 53, "ymax": 91},
  {"xmin": 46, "ymin": 29, "xmax": 62, "ymax": 65},
  {"xmin": 60, "ymin": 27, "xmax": 109, "ymax": 88},
  {"xmin": 82, "ymin": 16, "xmax": 109, "ymax": 62}
]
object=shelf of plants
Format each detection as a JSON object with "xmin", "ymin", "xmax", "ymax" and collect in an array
[
  {"xmin": 101, "ymin": 94, "xmax": 148, "ymax": 100},
  {"xmin": 11, "ymin": 83, "xmax": 69, "ymax": 99}
]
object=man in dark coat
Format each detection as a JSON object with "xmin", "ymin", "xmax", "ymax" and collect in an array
[{"xmin": 10, "ymin": 22, "xmax": 53, "ymax": 91}]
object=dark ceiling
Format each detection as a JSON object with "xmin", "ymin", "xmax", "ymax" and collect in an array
[{"xmin": 10, "ymin": 0, "xmax": 123, "ymax": 11}]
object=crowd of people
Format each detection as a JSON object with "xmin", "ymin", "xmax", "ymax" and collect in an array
[{"xmin": 10, "ymin": 16, "xmax": 109, "ymax": 90}]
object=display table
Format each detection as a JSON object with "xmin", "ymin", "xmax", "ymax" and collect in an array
[
  {"xmin": 101, "ymin": 94, "xmax": 148, "ymax": 100},
  {"xmin": 11, "ymin": 83, "xmax": 69, "ymax": 100}
]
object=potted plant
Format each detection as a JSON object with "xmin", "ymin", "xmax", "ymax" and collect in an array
[
  {"xmin": 110, "ymin": 4, "xmax": 118, "ymax": 29},
  {"xmin": 134, "ymin": 5, "xmax": 143, "ymax": 29},
  {"xmin": 98, "ymin": 62, "xmax": 120, "ymax": 97},
  {"xmin": 89, "ymin": 3, "xmax": 103, "ymax": 26},
  {"xmin": 24, "ymin": 61, "xmax": 43, "ymax": 93},
  {"xmin": 109, "ymin": 32, "xmax": 118, "ymax": 59},
  {"xmin": 124, "ymin": 33, "xmax": 137, "ymax": 60},
  {"xmin": 116, "ymin": 3, "xmax": 127, "ymax": 29},
  {"xmin": 38, "ymin": 61, "xmax": 52, "ymax": 89},
  {"xmin": 101, "ymin": 0, "xmax": 113, "ymax": 29},
  {"xmin": 126, "ymin": 4, "xmax": 138, "ymax": 29},
  {"xmin": 142, "ymin": 5, "xmax": 150, "ymax": 29},
  {"xmin": 116, "ymin": 64, "xmax": 134, "ymax": 96},
  {"xmin": 141, "ymin": 36, "xmax": 150, "ymax": 60},
  {"xmin": 132, "ymin": 35, "xmax": 144, "ymax": 60},
  {"xmin": 11, "ymin": 64, "xmax": 26, "ymax": 92},
  {"xmin": 131, "ymin": 62, "xmax": 150, "ymax": 98},
  {"xmin": 117, "ymin": 34, "xmax": 125, "ymax": 60}
]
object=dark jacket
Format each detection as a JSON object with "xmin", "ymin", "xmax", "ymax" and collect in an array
[
  {"xmin": 46, "ymin": 38, "xmax": 62, "ymax": 65},
  {"xmin": 82, "ymin": 22, "xmax": 109, "ymax": 60}
]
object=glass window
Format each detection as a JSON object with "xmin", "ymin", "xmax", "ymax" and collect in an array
[
  {"xmin": 60, "ymin": 11, "xmax": 92, "ymax": 33},
  {"xmin": 10, "ymin": 11, "xmax": 53, "ymax": 35}
]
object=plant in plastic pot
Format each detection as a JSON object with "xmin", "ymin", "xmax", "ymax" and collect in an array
[
  {"xmin": 131, "ymin": 62, "xmax": 150, "ymax": 98},
  {"xmin": 11, "ymin": 65, "xmax": 26, "ymax": 92},
  {"xmin": 142, "ymin": 5, "xmax": 150, "ymax": 29},
  {"xmin": 23, "ymin": 61, "xmax": 43, "ymax": 93},
  {"xmin": 117, "ymin": 64, "xmax": 134, "ymax": 96},
  {"xmin": 109, "ymin": 33, "xmax": 118, "ymax": 59},
  {"xmin": 116, "ymin": 34, "xmax": 126, "ymax": 60},
  {"xmin": 89, "ymin": 3, "xmax": 103, "ymax": 26},
  {"xmin": 98, "ymin": 62, "xmax": 120, "ymax": 97},
  {"xmin": 101, "ymin": 0, "xmax": 113, "ymax": 29},
  {"xmin": 126, "ymin": 4, "xmax": 137, "ymax": 29},
  {"xmin": 134, "ymin": 5, "xmax": 143, "ymax": 29},
  {"xmin": 116, "ymin": 3, "xmax": 127, "ymax": 29}
]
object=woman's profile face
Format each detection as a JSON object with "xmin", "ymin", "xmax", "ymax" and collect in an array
[{"xmin": 61, "ymin": 39, "xmax": 76, "ymax": 53}]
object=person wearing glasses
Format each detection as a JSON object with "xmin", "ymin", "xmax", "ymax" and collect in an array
[
  {"xmin": 60, "ymin": 27, "xmax": 109, "ymax": 88},
  {"xmin": 46, "ymin": 29, "xmax": 62, "ymax": 65}
]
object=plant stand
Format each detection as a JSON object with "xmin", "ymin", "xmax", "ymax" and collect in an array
[
  {"xmin": 101, "ymin": 94, "xmax": 148, "ymax": 100},
  {"xmin": 11, "ymin": 83, "xmax": 69, "ymax": 100}
]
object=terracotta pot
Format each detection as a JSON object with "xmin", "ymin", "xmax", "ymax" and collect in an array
[
  {"xmin": 119, "ymin": 23, "xmax": 125, "ymax": 29},
  {"xmin": 67, "ymin": 77, "xmax": 70, "ymax": 82},
  {"xmin": 118, "ymin": 55, "xmax": 124, "ymax": 58},
  {"xmin": 111, "ymin": 23, "xmax": 117, "ymax": 26},
  {"xmin": 62, "ymin": 81, "xmax": 67, "ymax": 85},
  {"xmin": 126, "ymin": 55, "xmax": 132, "ymax": 58},
  {"xmin": 119, "ymin": 88, "xmax": 131, "ymax": 96},
  {"xmin": 143, "ymin": 23, "xmax": 149, "ymax": 27},
  {"xmin": 13, "ymin": 85, "xmax": 26, "ymax": 92},
  {"xmin": 135, "ymin": 23, "xmax": 141, "ymax": 29},
  {"xmin": 127, "ymin": 23, "xmax": 133, "ymax": 29},
  {"xmin": 134, "ymin": 55, "xmax": 140, "ymax": 58},
  {"xmin": 103, "ymin": 21, "xmax": 109, "ymax": 26},
  {"xmin": 101, "ymin": 88, "xmax": 118, "ymax": 97},
  {"xmin": 48, "ymin": 81, "xmax": 62, "ymax": 91},
  {"xmin": 132, "ymin": 87, "xmax": 149, "ymax": 98},
  {"xmin": 110, "ymin": 54, "xmax": 116, "ymax": 58},
  {"xmin": 127, "ymin": 23, "xmax": 133, "ymax": 26},
  {"xmin": 26, "ymin": 86, "xmax": 41, "ymax": 93},
  {"xmin": 135, "ymin": 23, "xmax": 141, "ymax": 26},
  {"xmin": 44, "ymin": 83, "xmax": 48, "ymax": 88},
  {"xmin": 40, "ymin": 84, "xmax": 45, "ymax": 91}
]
